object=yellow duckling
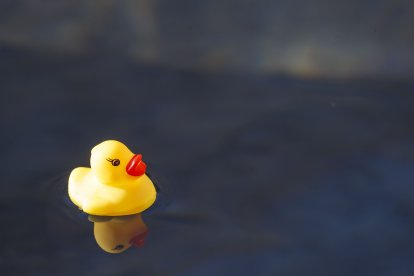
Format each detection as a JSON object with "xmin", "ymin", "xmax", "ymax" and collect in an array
[
  {"xmin": 68, "ymin": 140, "xmax": 157, "ymax": 216},
  {"xmin": 93, "ymin": 214, "xmax": 148, "ymax": 254}
]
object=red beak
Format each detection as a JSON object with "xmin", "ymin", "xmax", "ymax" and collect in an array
[{"xmin": 126, "ymin": 154, "xmax": 147, "ymax": 176}]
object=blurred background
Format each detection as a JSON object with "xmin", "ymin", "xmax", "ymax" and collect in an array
[{"xmin": 1, "ymin": 0, "xmax": 414, "ymax": 275}]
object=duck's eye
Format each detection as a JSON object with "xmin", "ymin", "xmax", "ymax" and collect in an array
[{"xmin": 106, "ymin": 158, "xmax": 120, "ymax": 166}]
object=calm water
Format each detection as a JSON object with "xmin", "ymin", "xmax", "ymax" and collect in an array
[{"xmin": 2, "ymin": 45, "xmax": 414, "ymax": 275}]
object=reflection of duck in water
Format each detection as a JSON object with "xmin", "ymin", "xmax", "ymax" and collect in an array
[
  {"xmin": 93, "ymin": 214, "xmax": 148, "ymax": 253},
  {"xmin": 67, "ymin": 140, "xmax": 158, "ymax": 253}
]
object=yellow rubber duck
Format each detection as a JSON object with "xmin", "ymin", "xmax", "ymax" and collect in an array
[
  {"xmin": 93, "ymin": 214, "xmax": 148, "ymax": 253},
  {"xmin": 68, "ymin": 140, "xmax": 157, "ymax": 216}
]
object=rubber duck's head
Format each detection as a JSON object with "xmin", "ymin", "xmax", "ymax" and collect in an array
[{"xmin": 90, "ymin": 140, "xmax": 147, "ymax": 185}]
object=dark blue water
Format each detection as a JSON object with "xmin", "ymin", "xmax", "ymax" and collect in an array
[{"xmin": 1, "ymin": 45, "xmax": 414, "ymax": 275}]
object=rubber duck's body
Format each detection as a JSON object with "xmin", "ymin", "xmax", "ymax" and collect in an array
[{"xmin": 68, "ymin": 140, "xmax": 157, "ymax": 216}]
